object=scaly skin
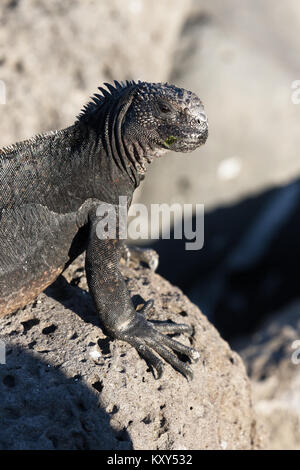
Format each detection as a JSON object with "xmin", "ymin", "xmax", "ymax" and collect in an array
[{"xmin": 0, "ymin": 80, "xmax": 208, "ymax": 379}]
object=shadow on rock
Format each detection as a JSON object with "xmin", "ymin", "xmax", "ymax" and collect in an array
[
  {"xmin": 0, "ymin": 344, "xmax": 132, "ymax": 450},
  {"xmin": 151, "ymin": 178, "xmax": 300, "ymax": 341}
]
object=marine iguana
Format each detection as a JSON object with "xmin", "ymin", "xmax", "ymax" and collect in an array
[{"xmin": 0, "ymin": 80, "xmax": 208, "ymax": 379}]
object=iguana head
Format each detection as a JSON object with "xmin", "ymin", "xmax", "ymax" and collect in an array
[
  {"xmin": 78, "ymin": 80, "xmax": 208, "ymax": 175},
  {"xmin": 124, "ymin": 81, "xmax": 208, "ymax": 154}
]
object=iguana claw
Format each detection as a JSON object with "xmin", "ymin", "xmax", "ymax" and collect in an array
[{"xmin": 117, "ymin": 302, "xmax": 198, "ymax": 380}]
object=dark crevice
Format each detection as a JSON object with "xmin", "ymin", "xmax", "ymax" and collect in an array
[{"xmin": 42, "ymin": 324, "xmax": 57, "ymax": 335}]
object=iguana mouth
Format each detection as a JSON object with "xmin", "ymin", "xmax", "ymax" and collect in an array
[{"xmin": 166, "ymin": 127, "xmax": 208, "ymax": 153}]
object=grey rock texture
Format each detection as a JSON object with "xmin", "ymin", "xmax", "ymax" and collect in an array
[
  {"xmin": 0, "ymin": 256, "xmax": 263, "ymax": 450},
  {"xmin": 235, "ymin": 301, "xmax": 300, "ymax": 450},
  {"xmin": 0, "ymin": 0, "xmax": 191, "ymax": 147}
]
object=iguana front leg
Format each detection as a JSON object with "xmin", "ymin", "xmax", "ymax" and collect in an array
[{"xmin": 85, "ymin": 216, "xmax": 199, "ymax": 380}]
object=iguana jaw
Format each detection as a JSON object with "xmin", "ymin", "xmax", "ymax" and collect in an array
[{"xmin": 161, "ymin": 123, "xmax": 208, "ymax": 153}]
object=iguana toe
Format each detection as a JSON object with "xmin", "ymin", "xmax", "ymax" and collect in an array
[{"xmin": 116, "ymin": 305, "xmax": 198, "ymax": 380}]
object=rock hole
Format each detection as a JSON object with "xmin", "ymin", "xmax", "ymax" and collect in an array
[
  {"xmin": 21, "ymin": 318, "xmax": 40, "ymax": 333},
  {"xmin": 142, "ymin": 415, "xmax": 152, "ymax": 424},
  {"xmin": 97, "ymin": 338, "xmax": 111, "ymax": 355},
  {"xmin": 110, "ymin": 405, "xmax": 119, "ymax": 415},
  {"xmin": 160, "ymin": 416, "xmax": 166, "ymax": 427},
  {"xmin": 8, "ymin": 330, "xmax": 18, "ymax": 336},
  {"xmin": 42, "ymin": 324, "xmax": 57, "ymax": 335},
  {"xmin": 259, "ymin": 372, "xmax": 267, "ymax": 381},
  {"xmin": 3, "ymin": 375, "xmax": 15, "ymax": 388},
  {"xmin": 179, "ymin": 310, "xmax": 188, "ymax": 317},
  {"xmin": 92, "ymin": 380, "xmax": 104, "ymax": 393}
]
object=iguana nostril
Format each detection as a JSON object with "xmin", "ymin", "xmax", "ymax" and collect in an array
[{"xmin": 198, "ymin": 112, "xmax": 207, "ymax": 123}]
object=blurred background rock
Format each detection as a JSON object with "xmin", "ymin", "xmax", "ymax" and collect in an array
[
  {"xmin": 0, "ymin": 0, "xmax": 191, "ymax": 145},
  {"xmin": 1, "ymin": 0, "xmax": 300, "ymax": 449}
]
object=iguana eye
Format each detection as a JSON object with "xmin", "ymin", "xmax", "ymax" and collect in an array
[{"xmin": 158, "ymin": 103, "xmax": 171, "ymax": 113}]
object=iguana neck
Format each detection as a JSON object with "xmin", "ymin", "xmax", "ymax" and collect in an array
[{"xmin": 75, "ymin": 99, "xmax": 164, "ymax": 196}]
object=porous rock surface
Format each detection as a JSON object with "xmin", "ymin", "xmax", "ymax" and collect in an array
[{"xmin": 0, "ymin": 255, "xmax": 263, "ymax": 450}]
